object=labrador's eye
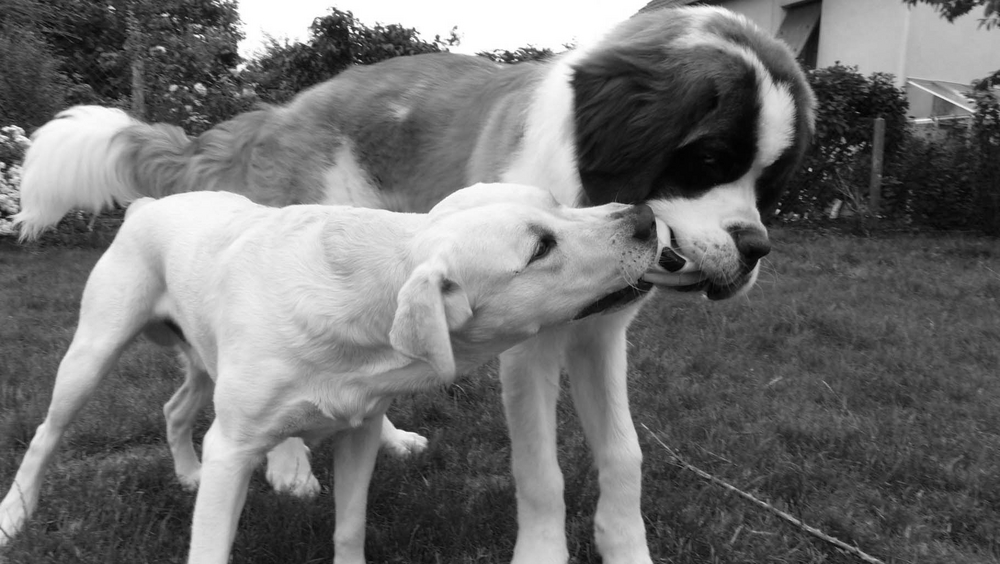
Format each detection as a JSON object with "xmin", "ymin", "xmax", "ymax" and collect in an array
[{"xmin": 529, "ymin": 235, "xmax": 556, "ymax": 264}]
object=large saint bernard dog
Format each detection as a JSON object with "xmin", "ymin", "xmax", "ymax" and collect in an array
[{"xmin": 10, "ymin": 6, "xmax": 813, "ymax": 563}]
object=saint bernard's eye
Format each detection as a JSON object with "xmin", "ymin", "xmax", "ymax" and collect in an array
[{"xmin": 529, "ymin": 234, "xmax": 557, "ymax": 264}]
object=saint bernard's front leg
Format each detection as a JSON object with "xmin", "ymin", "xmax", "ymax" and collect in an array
[
  {"xmin": 565, "ymin": 305, "xmax": 652, "ymax": 564},
  {"xmin": 498, "ymin": 329, "xmax": 570, "ymax": 564}
]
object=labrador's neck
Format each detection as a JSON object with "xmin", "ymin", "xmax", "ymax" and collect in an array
[{"xmin": 271, "ymin": 208, "xmax": 430, "ymax": 367}]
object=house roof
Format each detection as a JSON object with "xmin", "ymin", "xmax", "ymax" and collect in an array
[
  {"xmin": 638, "ymin": 0, "xmax": 704, "ymax": 14},
  {"xmin": 907, "ymin": 78, "xmax": 977, "ymax": 114}
]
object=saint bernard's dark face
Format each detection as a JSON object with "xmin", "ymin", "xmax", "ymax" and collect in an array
[{"xmin": 569, "ymin": 7, "xmax": 815, "ymax": 300}]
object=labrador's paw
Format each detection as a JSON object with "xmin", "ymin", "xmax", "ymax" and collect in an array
[{"xmin": 381, "ymin": 428, "xmax": 428, "ymax": 458}]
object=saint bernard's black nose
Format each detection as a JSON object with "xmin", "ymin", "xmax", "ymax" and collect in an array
[
  {"xmin": 630, "ymin": 204, "xmax": 656, "ymax": 242},
  {"xmin": 729, "ymin": 226, "xmax": 770, "ymax": 270}
]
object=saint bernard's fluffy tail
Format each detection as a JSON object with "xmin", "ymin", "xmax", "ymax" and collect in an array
[{"xmin": 12, "ymin": 105, "xmax": 244, "ymax": 241}]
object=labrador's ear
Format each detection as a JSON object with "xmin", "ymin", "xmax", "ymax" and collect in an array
[{"xmin": 390, "ymin": 259, "xmax": 472, "ymax": 381}]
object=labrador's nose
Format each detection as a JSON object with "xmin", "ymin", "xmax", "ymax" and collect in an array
[
  {"xmin": 631, "ymin": 204, "xmax": 656, "ymax": 242},
  {"xmin": 729, "ymin": 226, "xmax": 770, "ymax": 270}
]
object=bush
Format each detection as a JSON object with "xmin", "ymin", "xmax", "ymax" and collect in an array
[
  {"xmin": 968, "ymin": 74, "xmax": 1000, "ymax": 235},
  {"xmin": 140, "ymin": 17, "xmax": 256, "ymax": 134},
  {"xmin": 892, "ymin": 75, "xmax": 998, "ymax": 234},
  {"xmin": 890, "ymin": 131, "xmax": 980, "ymax": 230},
  {"xmin": 780, "ymin": 62, "xmax": 999, "ymax": 235},
  {"xmin": 779, "ymin": 64, "xmax": 909, "ymax": 220},
  {"xmin": 0, "ymin": 125, "xmax": 30, "ymax": 237}
]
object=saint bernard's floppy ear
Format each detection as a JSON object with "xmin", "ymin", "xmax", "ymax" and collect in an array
[
  {"xmin": 569, "ymin": 43, "xmax": 742, "ymax": 206},
  {"xmin": 390, "ymin": 258, "xmax": 472, "ymax": 381}
]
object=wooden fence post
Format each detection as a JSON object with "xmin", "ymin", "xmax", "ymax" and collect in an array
[{"xmin": 869, "ymin": 117, "xmax": 885, "ymax": 215}]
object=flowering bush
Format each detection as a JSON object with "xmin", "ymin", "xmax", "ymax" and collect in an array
[
  {"xmin": 144, "ymin": 41, "xmax": 257, "ymax": 135},
  {"xmin": 0, "ymin": 125, "xmax": 30, "ymax": 237}
]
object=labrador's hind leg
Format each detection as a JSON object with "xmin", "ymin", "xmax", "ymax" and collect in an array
[
  {"xmin": 265, "ymin": 438, "xmax": 320, "ymax": 498},
  {"xmin": 0, "ymin": 251, "xmax": 153, "ymax": 545},
  {"xmin": 164, "ymin": 350, "xmax": 215, "ymax": 491},
  {"xmin": 379, "ymin": 415, "xmax": 428, "ymax": 457}
]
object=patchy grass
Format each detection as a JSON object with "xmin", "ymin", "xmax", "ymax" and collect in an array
[{"xmin": 1, "ymin": 229, "xmax": 998, "ymax": 563}]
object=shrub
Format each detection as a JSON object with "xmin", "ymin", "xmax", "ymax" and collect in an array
[
  {"xmin": 968, "ymin": 74, "xmax": 1000, "ymax": 235},
  {"xmin": 0, "ymin": 125, "xmax": 30, "ymax": 237},
  {"xmin": 779, "ymin": 64, "xmax": 909, "ymax": 220},
  {"xmin": 140, "ymin": 23, "xmax": 256, "ymax": 134},
  {"xmin": 779, "ymin": 62, "xmax": 998, "ymax": 235},
  {"xmin": 890, "ymin": 131, "xmax": 980, "ymax": 230}
]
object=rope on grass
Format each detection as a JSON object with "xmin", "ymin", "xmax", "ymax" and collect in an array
[{"xmin": 640, "ymin": 423, "xmax": 885, "ymax": 564}]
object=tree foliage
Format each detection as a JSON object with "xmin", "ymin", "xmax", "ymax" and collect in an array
[
  {"xmin": 0, "ymin": 0, "xmax": 244, "ymax": 129},
  {"xmin": 903, "ymin": 0, "xmax": 1000, "ymax": 28},
  {"xmin": 135, "ymin": 0, "xmax": 248, "ymax": 130},
  {"xmin": 0, "ymin": 23, "xmax": 70, "ymax": 129},
  {"xmin": 477, "ymin": 45, "xmax": 556, "ymax": 64},
  {"xmin": 244, "ymin": 9, "xmax": 458, "ymax": 104}
]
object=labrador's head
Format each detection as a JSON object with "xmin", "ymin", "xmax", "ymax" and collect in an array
[{"xmin": 389, "ymin": 183, "xmax": 659, "ymax": 379}]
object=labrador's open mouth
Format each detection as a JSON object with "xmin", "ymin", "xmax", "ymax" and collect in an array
[
  {"xmin": 668, "ymin": 277, "xmax": 749, "ymax": 301},
  {"xmin": 642, "ymin": 268, "xmax": 750, "ymax": 301},
  {"xmin": 574, "ymin": 280, "xmax": 654, "ymax": 320},
  {"xmin": 642, "ymin": 269, "xmax": 708, "ymax": 287}
]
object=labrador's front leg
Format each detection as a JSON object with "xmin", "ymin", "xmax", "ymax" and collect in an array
[
  {"xmin": 565, "ymin": 307, "xmax": 652, "ymax": 564},
  {"xmin": 187, "ymin": 420, "xmax": 260, "ymax": 564},
  {"xmin": 498, "ymin": 329, "xmax": 568, "ymax": 564},
  {"xmin": 333, "ymin": 413, "xmax": 385, "ymax": 564}
]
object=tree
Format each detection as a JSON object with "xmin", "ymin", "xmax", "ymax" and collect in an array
[
  {"xmin": 245, "ymin": 9, "xmax": 458, "ymax": 104},
  {"xmin": 477, "ymin": 45, "xmax": 556, "ymax": 64},
  {"xmin": 134, "ymin": 0, "xmax": 249, "ymax": 129},
  {"xmin": 0, "ymin": 20, "xmax": 70, "ymax": 129},
  {"xmin": 1, "ymin": 0, "xmax": 244, "ymax": 125},
  {"xmin": 903, "ymin": 0, "xmax": 1000, "ymax": 29}
]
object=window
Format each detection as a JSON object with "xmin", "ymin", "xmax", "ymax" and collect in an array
[{"xmin": 776, "ymin": 1, "xmax": 822, "ymax": 69}]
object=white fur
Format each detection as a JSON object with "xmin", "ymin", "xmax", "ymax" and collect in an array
[
  {"xmin": 757, "ymin": 77, "xmax": 797, "ymax": 168},
  {"xmin": 320, "ymin": 145, "xmax": 384, "ymax": 208},
  {"xmin": 501, "ymin": 52, "xmax": 583, "ymax": 207},
  {"xmin": 13, "ymin": 107, "xmax": 140, "ymax": 240},
  {"xmin": 0, "ymin": 184, "xmax": 659, "ymax": 563}
]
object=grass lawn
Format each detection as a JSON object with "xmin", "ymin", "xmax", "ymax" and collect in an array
[{"xmin": 1, "ymin": 228, "xmax": 998, "ymax": 563}]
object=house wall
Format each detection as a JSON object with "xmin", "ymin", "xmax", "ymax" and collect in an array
[
  {"xmin": 813, "ymin": 0, "xmax": 910, "ymax": 84},
  {"xmin": 903, "ymin": 5, "xmax": 1000, "ymax": 84},
  {"xmin": 709, "ymin": 0, "xmax": 784, "ymax": 31},
  {"xmin": 906, "ymin": 84, "xmax": 935, "ymax": 118},
  {"xmin": 713, "ymin": 0, "xmax": 1000, "ymax": 85}
]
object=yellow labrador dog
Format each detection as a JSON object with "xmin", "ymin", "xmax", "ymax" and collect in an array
[{"xmin": 0, "ymin": 183, "xmax": 659, "ymax": 563}]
